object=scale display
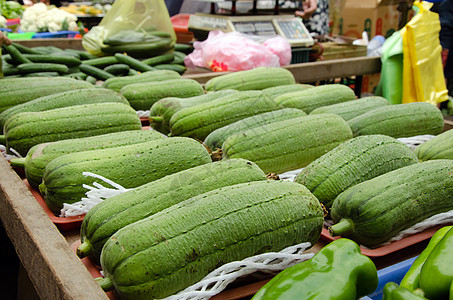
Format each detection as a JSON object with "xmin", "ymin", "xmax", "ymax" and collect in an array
[
  {"xmin": 188, "ymin": 14, "xmax": 314, "ymax": 47},
  {"xmin": 231, "ymin": 20, "xmax": 277, "ymax": 36}
]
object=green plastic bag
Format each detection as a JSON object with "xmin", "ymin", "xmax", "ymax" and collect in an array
[
  {"xmin": 375, "ymin": 31, "xmax": 404, "ymax": 104},
  {"xmin": 82, "ymin": 0, "xmax": 176, "ymax": 56}
]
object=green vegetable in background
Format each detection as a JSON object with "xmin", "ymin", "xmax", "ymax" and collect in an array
[
  {"xmin": 383, "ymin": 282, "xmax": 428, "ymax": 300},
  {"xmin": 400, "ymin": 226, "xmax": 453, "ymax": 291},
  {"xmin": 0, "ymin": 0, "xmax": 24, "ymax": 19},
  {"xmin": 252, "ymin": 238, "xmax": 378, "ymax": 300},
  {"xmin": 441, "ymin": 96, "xmax": 453, "ymax": 116},
  {"xmin": 450, "ymin": 280, "xmax": 453, "ymax": 300},
  {"xmin": 419, "ymin": 226, "xmax": 453, "ymax": 299}
]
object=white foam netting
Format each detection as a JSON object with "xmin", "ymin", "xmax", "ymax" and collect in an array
[
  {"xmin": 0, "ymin": 144, "xmax": 22, "ymax": 161},
  {"xmin": 161, "ymin": 242, "xmax": 314, "ymax": 300},
  {"xmin": 59, "ymin": 172, "xmax": 132, "ymax": 217},
  {"xmin": 397, "ymin": 134, "xmax": 436, "ymax": 150},
  {"xmin": 136, "ymin": 110, "xmax": 150, "ymax": 119}
]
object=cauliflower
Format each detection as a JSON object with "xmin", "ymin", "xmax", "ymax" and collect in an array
[
  {"xmin": 0, "ymin": 16, "xmax": 6, "ymax": 28},
  {"xmin": 20, "ymin": 3, "xmax": 78, "ymax": 33}
]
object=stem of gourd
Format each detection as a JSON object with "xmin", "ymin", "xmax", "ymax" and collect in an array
[
  {"xmin": 96, "ymin": 276, "xmax": 114, "ymax": 291},
  {"xmin": 329, "ymin": 218, "xmax": 355, "ymax": 237},
  {"xmin": 76, "ymin": 241, "xmax": 93, "ymax": 258},
  {"xmin": 10, "ymin": 157, "xmax": 25, "ymax": 168},
  {"xmin": 149, "ymin": 116, "xmax": 163, "ymax": 123}
]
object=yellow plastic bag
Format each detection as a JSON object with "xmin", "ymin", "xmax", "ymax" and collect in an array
[
  {"xmin": 82, "ymin": 0, "xmax": 176, "ymax": 56},
  {"xmin": 400, "ymin": 1, "xmax": 448, "ymax": 104}
]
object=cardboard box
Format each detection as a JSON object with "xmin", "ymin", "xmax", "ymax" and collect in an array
[
  {"xmin": 330, "ymin": 0, "xmax": 402, "ymax": 39},
  {"xmin": 362, "ymin": 73, "xmax": 381, "ymax": 94},
  {"xmin": 329, "ymin": 0, "xmax": 412, "ymax": 94}
]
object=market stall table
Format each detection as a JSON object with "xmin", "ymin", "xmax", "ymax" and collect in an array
[
  {"xmin": 2, "ymin": 53, "xmax": 451, "ymax": 299},
  {"xmin": 0, "ymin": 149, "xmax": 441, "ymax": 299}
]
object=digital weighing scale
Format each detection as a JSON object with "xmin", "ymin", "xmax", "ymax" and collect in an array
[{"xmin": 188, "ymin": 12, "xmax": 314, "ymax": 47}]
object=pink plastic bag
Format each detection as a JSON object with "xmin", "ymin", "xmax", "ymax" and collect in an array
[{"xmin": 185, "ymin": 31, "xmax": 291, "ymax": 72}]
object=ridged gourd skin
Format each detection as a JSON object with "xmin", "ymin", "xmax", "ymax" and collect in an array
[
  {"xmin": 99, "ymin": 180, "xmax": 324, "ymax": 300},
  {"xmin": 4, "ymin": 102, "xmax": 141, "ymax": 156},
  {"xmin": 222, "ymin": 113, "xmax": 353, "ymax": 174},
  {"xmin": 262, "ymin": 83, "xmax": 314, "ymax": 99},
  {"xmin": 23, "ymin": 130, "xmax": 165, "ymax": 190},
  {"xmin": 40, "ymin": 137, "xmax": 212, "ymax": 214},
  {"xmin": 309, "ymin": 96, "xmax": 390, "ymax": 121},
  {"xmin": 0, "ymin": 77, "xmax": 93, "ymax": 114},
  {"xmin": 3, "ymin": 102, "xmax": 141, "ymax": 157},
  {"xmin": 294, "ymin": 135, "xmax": 419, "ymax": 209},
  {"xmin": 347, "ymin": 102, "xmax": 445, "ymax": 138},
  {"xmin": 204, "ymin": 108, "xmax": 307, "ymax": 151},
  {"xmin": 274, "ymin": 84, "xmax": 356, "ymax": 113},
  {"xmin": 204, "ymin": 67, "xmax": 296, "ymax": 91},
  {"xmin": 120, "ymin": 78, "xmax": 204, "ymax": 111},
  {"xmin": 79, "ymin": 158, "xmax": 267, "ymax": 264},
  {"xmin": 102, "ymin": 70, "xmax": 181, "ymax": 92},
  {"xmin": 413, "ymin": 129, "xmax": 453, "ymax": 161},
  {"xmin": 148, "ymin": 90, "xmax": 238, "ymax": 135},
  {"xmin": 169, "ymin": 90, "xmax": 278, "ymax": 141},
  {"xmin": 0, "ymin": 88, "xmax": 129, "ymax": 133},
  {"xmin": 330, "ymin": 160, "xmax": 453, "ymax": 247}
]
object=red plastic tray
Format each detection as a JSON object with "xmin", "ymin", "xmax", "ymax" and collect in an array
[
  {"xmin": 171, "ymin": 13, "xmax": 191, "ymax": 33},
  {"xmin": 320, "ymin": 224, "xmax": 448, "ymax": 257},
  {"xmin": 140, "ymin": 117, "xmax": 149, "ymax": 126},
  {"xmin": 18, "ymin": 125, "xmax": 154, "ymax": 231},
  {"xmin": 24, "ymin": 179, "xmax": 85, "ymax": 231},
  {"xmin": 70, "ymin": 240, "xmax": 116, "ymax": 299}
]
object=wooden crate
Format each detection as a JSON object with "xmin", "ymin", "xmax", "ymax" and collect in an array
[{"xmin": 321, "ymin": 42, "xmax": 368, "ymax": 61}]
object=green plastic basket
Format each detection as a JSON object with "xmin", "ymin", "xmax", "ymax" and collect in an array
[{"xmin": 7, "ymin": 32, "xmax": 36, "ymax": 40}]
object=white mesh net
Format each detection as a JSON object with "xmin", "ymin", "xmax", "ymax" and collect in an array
[
  {"xmin": 0, "ymin": 144, "xmax": 22, "ymax": 161},
  {"xmin": 59, "ymin": 172, "xmax": 132, "ymax": 217},
  {"xmin": 397, "ymin": 134, "xmax": 435, "ymax": 150},
  {"xmin": 136, "ymin": 110, "xmax": 150, "ymax": 119},
  {"xmin": 162, "ymin": 242, "xmax": 314, "ymax": 300},
  {"xmin": 374, "ymin": 209, "xmax": 453, "ymax": 247},
  {"xmin": 278, "ymin": 168, "xmax": 304, "ymax": 182}
]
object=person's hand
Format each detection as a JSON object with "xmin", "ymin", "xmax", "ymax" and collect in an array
[
  {"xmin": 295, "ymin": 0, "xmax": 317, "ymax": 20},
  {"xmin": 0, "ymin": 31, "xmax": 12, "ymax": 47}
]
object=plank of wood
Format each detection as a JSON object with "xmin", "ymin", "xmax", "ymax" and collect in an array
[
  {"xmin": 0, "ymin": 156, "xmax": 108, "ymax": 300},
  {"xmin": 183, "ymin": 56, "xmax": 381, "ymax": 84},
  {"xmin": 13, "ymin": 38, "xmax": 85, "ymax": 50},
  {"xmin": 444, "ymin": 118, "xmax": 453, "ymax": 132}
]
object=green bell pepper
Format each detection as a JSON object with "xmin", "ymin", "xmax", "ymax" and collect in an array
[
  {"xmin": 383, "ymin": 282, "xmax": 427, "ymax": 300},
  {"xmin": 400, "ymin": 226, "xmax": 452, "ymax": 291},
  {"xmin": 419, "ymin": 226, "xmax": 453, "ymax": 299},
  {"xmin": 251, "ymin": 238, "xmax": 378, "ymax": 300},
  {"xmin": 450, "ymin": 279, "xmax": 453, "ymax": 300}
]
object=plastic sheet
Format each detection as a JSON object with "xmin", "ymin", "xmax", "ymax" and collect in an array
[
  {"xmin": 401, "ymin": 1, "xmax": 449, "ymax": 104},
  {"xmin": 82, "ymin": 0, "xmax": 176, "ymax": 56},
  {"xmin": 375, "ymin": 31, "xmax": 404, "ymax": 104},
  {"xmin": 184, "ymin": 31, "xmax": 291, "ymax": 72}
]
